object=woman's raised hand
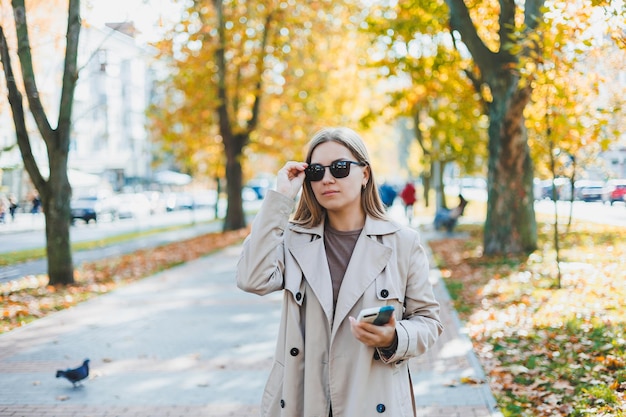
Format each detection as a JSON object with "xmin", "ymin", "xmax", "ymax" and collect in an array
[{"xmin": 276, "ymin": 161, "xmax": 308, "ymax": 199}]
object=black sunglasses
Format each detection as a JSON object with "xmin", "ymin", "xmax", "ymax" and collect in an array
[{"xmin": 305, "ymin": 160, "xmax": 365, "ymax": 182}]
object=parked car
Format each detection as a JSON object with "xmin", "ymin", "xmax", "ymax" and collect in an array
[
  {"xmin": 165, "ymin": 192, "xmax": 194, "ymax": 211},
  {"xmin": 602, "ymin": 179, "xmax": 626, "ymax": 205},
  {"xmin": 574, "ymin": 180, "xmax": 605, "ymax": 202},
  {"xmin": 458, "ymin": 176, "xmax": 487, "ymax": 190},
  {"xmin": 537, "ymin": 178, "xmax": 572, "ymax": 201},
  {"xmin": 115, "ymin": 193, "xmax": 152, "ymax": 219},
  {"xmin": 70, "ymin": 195, "xmax": 118, "ymax": 224},
  {"xmin": 241, "ymin": 186, "xmax": 259, "ymax": 202},
  {"xmin": 142, "ymin": 191, "xmax": 167, "ymax": 214},
  {"xmin": 245, "ymin": 176, "xmax": 276, "ymax": 200},
  {"xmin": 192, "ymin": 190, "xmax": 218, "ymax": 209}
]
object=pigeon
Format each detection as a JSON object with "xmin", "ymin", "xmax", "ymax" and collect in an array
[{"xmin": 56, "ymin": 359, "xmax": 90, "ymax": 387}]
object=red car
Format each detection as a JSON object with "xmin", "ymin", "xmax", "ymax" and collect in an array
[{"xmin": 602, "ymin": 179, "xmax": 626, "ymax": 205}]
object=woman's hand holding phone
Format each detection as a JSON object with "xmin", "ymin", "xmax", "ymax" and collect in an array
[
  {"xmin": 349, "ymin": 306, "xmax": 397, "ymax": 348},
  {"xmin": 357, "ymin": 305, "xmax": 394, "ymax": 325}
]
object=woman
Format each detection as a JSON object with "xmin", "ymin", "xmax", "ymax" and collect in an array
[{"xmin": 237, "ymin": 127, "xmax": 443, "ymax": 417}]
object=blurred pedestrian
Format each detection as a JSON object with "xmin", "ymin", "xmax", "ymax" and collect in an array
[
  {"xmin": 30, "ymin": 192, "xmax": 41, "ymax": 214},
  {"xmin": 0, "ymin": 195, "xmax": 8, "ymax": 224},
  {"xmin": 378, "ymin": 182, "xmax": 397, "ymax": 208},
  {"xmin": 236, "ymin": 126, "xmax": 443, "ymax": 417},
  {"xmin": 399, "ymin": 181, "xmax": 417, "ymax": 224},
  {"xmin": 8, "ymin": 195, "xmax": 18, "ymax": 222},
  {"xmin": 434, "ymin": 194, "xmax": 468, "ymax": 233}
]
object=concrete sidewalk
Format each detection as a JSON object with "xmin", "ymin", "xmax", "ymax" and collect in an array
[
  {"xmin": 0, "ymin": 212, "xmax": 45, "ymax": 235},
  {"xmin": 0, "ymin": 223, "xmax": 502, "ymax": 417}
]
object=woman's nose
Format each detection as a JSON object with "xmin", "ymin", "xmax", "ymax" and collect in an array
[{"xmin": 321, "ymin": 168, "xmax": 335, "ymax": 183}]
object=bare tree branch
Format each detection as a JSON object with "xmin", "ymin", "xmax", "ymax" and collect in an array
[
  {"xmin": 0, "ymin": 25, "xmax": 46, "ymax": 190},
  {"xmin": 247, "ymin": 10, "xmax": 274, "ymax": 134},
  {"xmin": 499, "ymin": 0, "xmax": 516, "ymax": 58},
  {"xmin": 11, "ymin": 0, "xmax": 54, "ymax": 141},
  {"xmin": 444, "ymin": 0, "xmax": 496, "ymax": 74},
  {"xmin": 58, "ymin": 0, "xmax": 81, "ymax": 144}
]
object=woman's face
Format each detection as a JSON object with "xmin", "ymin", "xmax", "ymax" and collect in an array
[{"xmin": 308, "ymin": 141, "xmax": 369, "ymax": 215}]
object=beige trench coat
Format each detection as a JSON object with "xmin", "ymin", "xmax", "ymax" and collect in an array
[{"xmin": 237, "ymin": 191, "xmax": 443, "ymax": 417}]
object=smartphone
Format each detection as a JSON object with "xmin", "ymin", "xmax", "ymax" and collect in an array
[{"xmin": 357, "ymin": 305, "xmax": 395, "ymax": 326}]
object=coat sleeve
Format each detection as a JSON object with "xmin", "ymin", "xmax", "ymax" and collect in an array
[
  {"xmin": 379, "ymin": 232, "xmax": 443, "ymax": 364},
  {"xmin": 236, "ymin": 190, "xmax": 296, "ymax": 295}
]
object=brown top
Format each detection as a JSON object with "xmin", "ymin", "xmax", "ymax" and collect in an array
[{"xmin": 324, "ymin": 224, "xmax": 362, "ymax": 311}]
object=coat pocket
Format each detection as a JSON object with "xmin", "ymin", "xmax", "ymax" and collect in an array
[
  {"xmin": 392, "ymin": 365, "xmax": 416, "ymax": 416},
  {"xmin": 261, "ymin": 360, "xmax": 285, "ymax": 416}
]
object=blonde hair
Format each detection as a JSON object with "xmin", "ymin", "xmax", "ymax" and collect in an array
[{"xmin": 292, "ymin": 127, "xmax": 387, "ymax": 227}]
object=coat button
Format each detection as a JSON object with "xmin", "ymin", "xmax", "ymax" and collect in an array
[
  {"xmin": 376, "ymin": 403, "xmax": 386, "ymax": 413},
  {"xmin": 373, "ymin": 351, "xmax": 380, "ymax": 361},
  {"xmin": 290, "ymin": 347, "xmax": 299, "ymax": 356},
  {"xmin": 280, "ymin": 399, "xmax": 285, "ymax": 408},
  {"xmin": 295, "ymin": 292, "xmax": 302, "ymax": 301},
  {"xmin": 380, "ymin": 289, "xmax": 389, "ymax": 298}
]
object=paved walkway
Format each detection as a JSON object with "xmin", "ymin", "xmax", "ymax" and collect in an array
[{"xmin": 0, "ymin": 213, "xmax": 502, "ymax": 417}]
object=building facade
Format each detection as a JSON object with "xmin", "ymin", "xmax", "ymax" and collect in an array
[
  {"xmin": 0, "ymin": 21, "xmax": 156, "ymax": 204},
  {"xmin": 71, "ymin": 22, "xmax": 156, "ymax": 192}
]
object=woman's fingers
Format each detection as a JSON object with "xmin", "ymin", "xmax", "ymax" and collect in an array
[
  {"xmin": 349, "ymin": 316, "xmax": 396, "ymax": 348},
  {"xmin": 276, "ymin": 161, "xmax": 308, "ymax": 199},
  {"xmin": 285, "ymin": 161, "xmax": 308, "ymax": 180}
]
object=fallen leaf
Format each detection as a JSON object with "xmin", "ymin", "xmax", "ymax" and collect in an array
[{"xmin": 460, "ymin": 376, "xmax": 485, "ymax": 385}]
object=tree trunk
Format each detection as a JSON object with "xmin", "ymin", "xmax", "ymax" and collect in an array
[
  {"xmin": 43, "ymin": 160, "xmax": 74, "ymax": 282},
  {"xmin": 483, "ymin": 75, "xmax": 537, "ymax": 255},
  {"xmin": 222, "ymin": 133, "xmax": 246, "ymax": 231},
  {"xmin": 432, "ymin": 160, "xmax": 448, "ymax": 210},
  {"xmin": 214, "ymin": 176, "xmax": 222, "ymax": 219},
  {"xmin": 421, "ymin": 172, "xmax": 430, "ymax": 207},
  {"xmin": 0, "ymin": 0, "xmax": 80, "ymax": 285},
  {"xmin": 213, "ymin": 0, "xmax": 249, "ymax": 232},
  {"xmin": 445, "ymin": 0, "xmax": 543, "ymax": 256}
]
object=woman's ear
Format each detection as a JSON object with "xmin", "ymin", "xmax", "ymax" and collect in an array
[{"xmin": 362, "ymin": 165, "xmax": 371, "ymax": 187}]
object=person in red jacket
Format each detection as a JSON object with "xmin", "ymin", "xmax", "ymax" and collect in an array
[{"xmin": 399, "ymin": 181, "xmax": 417, "ymax": 224}]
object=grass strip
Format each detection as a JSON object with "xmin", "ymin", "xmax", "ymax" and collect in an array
[{"xmin": 0, "ymin": 221, "xmax": 216, "ymax": 266}]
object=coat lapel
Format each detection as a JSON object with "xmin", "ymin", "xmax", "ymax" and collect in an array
[
  {"xmin": 289, "ymin": 223, "xmax": 334, "ymax": 325},
  {"xmin": 332, "ymin": 218, "xmax": 397, "ymax": 339},
  {"xmin": 332, "ymin": 233, "xmax": 391, "ymax": 339},
  {"xmin": 288, "ymin": 217, "xmax": 400, "ymax": 335}
]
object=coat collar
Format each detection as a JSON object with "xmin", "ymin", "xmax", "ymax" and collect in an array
[
  {"xmin": 289, "ymin": 214, "xmax": 400, "ymax": 238},
  {"xmin": 288, "ymin": 215, "xmax": 400, "ymax": 332}
]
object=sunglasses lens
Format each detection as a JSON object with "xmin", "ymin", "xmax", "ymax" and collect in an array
[
  {"xmin": 329, "ymin": 161, "xmax": 350, "ymax": 178},
  {"xmin": 305, "ymin": 161, "xmax": 360, "ymax": 181},
  {"xmin": 305, "ymin": 164, "xmax": 325, "ymax": 181}
]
